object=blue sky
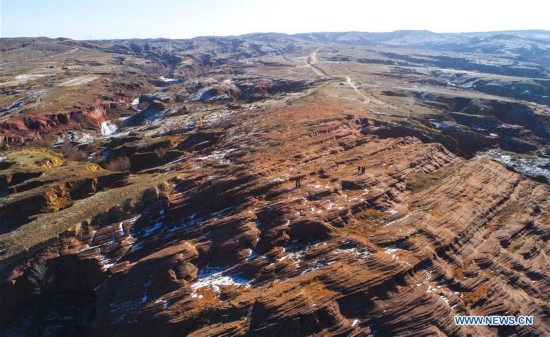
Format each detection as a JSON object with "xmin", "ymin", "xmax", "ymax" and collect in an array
[{"xmin": 1, "ymin": 0, "xmax": 549, "ymax": 39}]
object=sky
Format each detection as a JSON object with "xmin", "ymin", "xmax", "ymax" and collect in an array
[{"xmin": 1, "ymin": 0, "xmax": 549, "ymax": 40}]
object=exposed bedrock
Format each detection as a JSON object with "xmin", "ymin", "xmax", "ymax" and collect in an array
[{"xmin": 2, "ymin": 103, "xmax": 547, "ymax": 336}]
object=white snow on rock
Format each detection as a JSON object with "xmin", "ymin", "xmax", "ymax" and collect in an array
[
  {"xmin": 98, "ymin": 253, "xmax": 118, "ymax": 271},
  {"xmin": 384, "ymin": 246, "xmax": 404, "ymax": 260},
  {"xmin": 384, "ymin": 214, "xmax": 410, "ymax": 227},
  {"xmin": 190, "ymin": 267, "xmax": 250, "ymax": 297},
  {"xmin": 131, "ymin": 97, "xmax": 140, "ymax": 110},
  {"xmin": 143, "ymin": 221, "xmax": 163, "ymax": 237},
  {"xmin": 101, "ymin": 121, "xmax": 118, "ymax": 136},
  {"xmin": 333, "ymin": 247, "xmax": 370, "ymax": 259},
  {"xmin": 160, "ymin": 76, "xmax": 179, "ymax": 82},
  {"xmin": 197, "ymin": 148, "xmax": 238, "ymax": 161}
]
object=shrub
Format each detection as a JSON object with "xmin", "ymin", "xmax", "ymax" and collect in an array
[
  {"xmin": 28, "ymin": 260, "xmax": 53, "ymax": 294},
  {"xmin": 59, "ymin": 132, "xmax": 88, "ymax": 161}
]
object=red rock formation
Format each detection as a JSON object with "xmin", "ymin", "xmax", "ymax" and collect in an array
[
  {"xmin": 0, "ymin": 100, "xmax": 120, "ymax": 145},
  {"xmin": 2, "ymin": 101, "xmax": 547, "ymax": 336}
]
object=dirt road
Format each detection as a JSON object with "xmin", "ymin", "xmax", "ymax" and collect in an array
[
  {"xmin": 345, "ymin": 76, "xmax": 370, "ymax": 102},
  {"xmin": 306, "ymin": 47, "xmax": 330, "ymax": 78}
]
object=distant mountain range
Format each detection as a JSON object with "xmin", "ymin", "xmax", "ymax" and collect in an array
[{"xmin": 289, "ymin": 30, "xmax": 550, "ymax": 68}]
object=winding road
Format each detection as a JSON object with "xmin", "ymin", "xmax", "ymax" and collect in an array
[
  {"xmin": 51, "ymin": 47, "xmax": 79, "ymax": 58},
  {"xmin": 305, "ymin": 48, "xmax": 370, "ymax": 103}
]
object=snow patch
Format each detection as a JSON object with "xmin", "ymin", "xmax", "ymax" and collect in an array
[
  {"xmin": 246, "ymin": 248, "xmax": 259, "ymax": 261},
  {"xmin": 143, "ymin": 221, "xmax": 163, "ymax": 237},
  {"xmin": 131, "ymin": 97, "xmax": 140, "ymax": 111},
  {"xmin": 197, "ymin": 148, "xmax": 238, "ymax": 161},
  {"xmin": 160, "ymin": 76, "xmax": 179, "ymax": 82},
  {"xmin": 384, "ymin": 246, "xmax": 404, "ymax": 260},
  {"xmin": 190, "ymin": 267, "xmax": 251, "ymax": 297},
  {"xmin": 478, "ymin": 150, "xmax": 550, "ymax": 183},
  {"xmin": 98, "ymin": 253, "xmax": 118, "ymax": 271},
  {"xmin": 101, "ymin": 121, "xmax": 118, "ymax": 136},
  {"xmin": 299, "ymin": 258, "xmax": 333, "ymax": 275},
  {"xmin": 429, "ymin": 119, "xmax": 459, "ymax": 131},
  {"xmin": 333, "ymin": 247, "xmax": 370, "ymax": 259},
  {"xmin": 90, "ymin": 230, "xmax": 97, "ymax": 243},
  {"xmin": 384, "ymin": 214, "xmax": 410, "ymax": 227},
  {"xmin": 420, "ymin": 269, "xmax": 433, "ymax": 280},
  {"xmin": 154, "ymin": 298, "xmax": 169, "ymax": 309}
]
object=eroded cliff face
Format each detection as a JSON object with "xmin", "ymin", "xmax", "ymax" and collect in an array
[
  {"xmin": 1, "ymin": 35, "xmax": 549, "ymax": 336},
  {"xmin": 0, "ymin": 100, "xmax": 121, "ymax": 145}
]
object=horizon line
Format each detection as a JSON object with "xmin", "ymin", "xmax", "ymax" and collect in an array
[{"xmin": 2, "ymin": 28, "xmax": 550, "ymax": 41}]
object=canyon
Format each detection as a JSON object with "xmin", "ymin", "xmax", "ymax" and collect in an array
[{"xmin": 0, "ymin": 31, "xmax": 549, "ymax": 336}]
